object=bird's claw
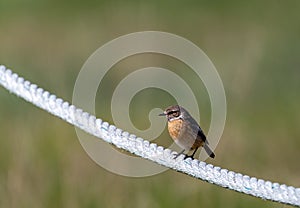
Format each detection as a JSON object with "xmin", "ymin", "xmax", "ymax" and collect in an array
[
  {"xmin": 173, "ymin": 153, "xmax": 194, "ymax": 160},
  {"xmin": 173, "ymin": 153, "xmax": 181, "ymax": 159},
  {"xmin": 183, "ymin": 154, "xmax": 194, "ymax": 160}
]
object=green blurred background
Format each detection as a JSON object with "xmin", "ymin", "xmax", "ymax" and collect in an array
[{"xmin": 1, "ymin": 0, "xmax": 300, "ymax": 207}]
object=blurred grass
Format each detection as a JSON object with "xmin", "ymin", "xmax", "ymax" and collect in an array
[{"xmin": 1, "ymin": 0, "xmax": 300, "ymax": 207}]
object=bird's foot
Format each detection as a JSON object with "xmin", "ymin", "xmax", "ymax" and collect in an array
[
  {"xmin": 173, "ymin": 150, "xmax": 186, "ymax": 159},
  {"xmin": 173, "ymin": 153, "xmax": 182, "ymax": 159},
  {"xmin": 183, "ymin": 154, "xmax": 195, "ymax": 160}
]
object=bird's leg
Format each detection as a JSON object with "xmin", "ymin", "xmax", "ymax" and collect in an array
[
  {"xmin": 173, "ymin": 149, "xmax": 185, "ymax": 159},
  {"xmin": 184, "ymin": 147, "xmax": 199, "ymax": 160}
]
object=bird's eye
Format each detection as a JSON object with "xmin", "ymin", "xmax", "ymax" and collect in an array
[{"xmin": 173, "ymin": 111, "xmax": 179, "ymax": 117}]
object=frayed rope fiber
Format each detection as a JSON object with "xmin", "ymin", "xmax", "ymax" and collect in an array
[{"xmin": 0, "ymin": 65, "xmax": 299, "ymax": 207}]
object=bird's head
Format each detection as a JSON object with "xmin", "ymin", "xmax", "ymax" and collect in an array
[{"xmin": 159, "ymin": 105, "xmax": 182, "ymax": 121}]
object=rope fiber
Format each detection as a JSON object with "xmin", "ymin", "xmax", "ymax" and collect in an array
[{"xmin": 0, "ymin": 65, "xmax": 299, "ymax": 207}]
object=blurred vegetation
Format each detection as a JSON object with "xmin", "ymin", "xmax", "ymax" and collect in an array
[{"xmin": 1, "ymin": 0, "xmax": 300, "ymax": 207}]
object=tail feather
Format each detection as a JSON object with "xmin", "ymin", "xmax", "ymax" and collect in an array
[{"xmin": 204, "ymin": 144, "xmax": 215, "ymax": 158}]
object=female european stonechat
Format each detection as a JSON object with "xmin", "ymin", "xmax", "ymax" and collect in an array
[{"xmin": 159, "ymin": 105, "xmax": 215, "ymax": 159}]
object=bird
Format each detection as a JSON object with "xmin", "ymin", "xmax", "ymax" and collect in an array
[{"xmin": 159, "ymin": 105, "xmax": 215, "ymax": 159}]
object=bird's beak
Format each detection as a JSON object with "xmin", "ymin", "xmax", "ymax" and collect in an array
[{"xmin": 158, "ymin": 112, "xmax": 166, "ymax": 116}]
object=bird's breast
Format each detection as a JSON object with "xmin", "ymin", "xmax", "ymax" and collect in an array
[
  {"xmin": 167, "ymin": 119, "xmax": 183, "ymax": 140},
  {"xmin": 168, "ymin": 118, "xmax": 205, "ymax": 150}
]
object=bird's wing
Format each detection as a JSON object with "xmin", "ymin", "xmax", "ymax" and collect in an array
[{"xmin": 197, "ymin": 128, "xmax": 208, "ymax": 143}]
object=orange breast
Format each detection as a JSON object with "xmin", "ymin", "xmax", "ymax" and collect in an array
[
  {"xmin": 170, "ymin": 117, "xmax": 206, "ymax": 150},
  {"xmin": 167, "ymin": 119, "xmax": 183, "ymax": 140}
]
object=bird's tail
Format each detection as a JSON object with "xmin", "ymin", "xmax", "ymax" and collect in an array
[{"xmin": 204, "ymin": 144, "xmax": 215, "ymax": 158}]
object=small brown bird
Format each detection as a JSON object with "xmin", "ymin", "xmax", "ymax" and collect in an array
[{"xmin": 159, "ymin": 105, "xmax": 215, "ymax": 159}]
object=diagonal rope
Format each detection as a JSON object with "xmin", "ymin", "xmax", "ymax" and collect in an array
[{"xmin": 0, "ymin": 65, "xmax": 299, "ymax": 207}]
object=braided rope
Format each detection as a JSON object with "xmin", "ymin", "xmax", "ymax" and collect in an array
[{"xmin": 0, "ymin": 65, "xmax": 299, "ymax": 207}]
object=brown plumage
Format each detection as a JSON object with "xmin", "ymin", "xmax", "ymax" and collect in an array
[{"xmin": 159, "ymin": 105, "xmax": 215, "ymax": 159}]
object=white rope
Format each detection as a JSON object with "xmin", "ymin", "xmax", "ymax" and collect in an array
[{"xmin": 0, "ymin": 65, "xmax": 299, "ymax": 207}]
